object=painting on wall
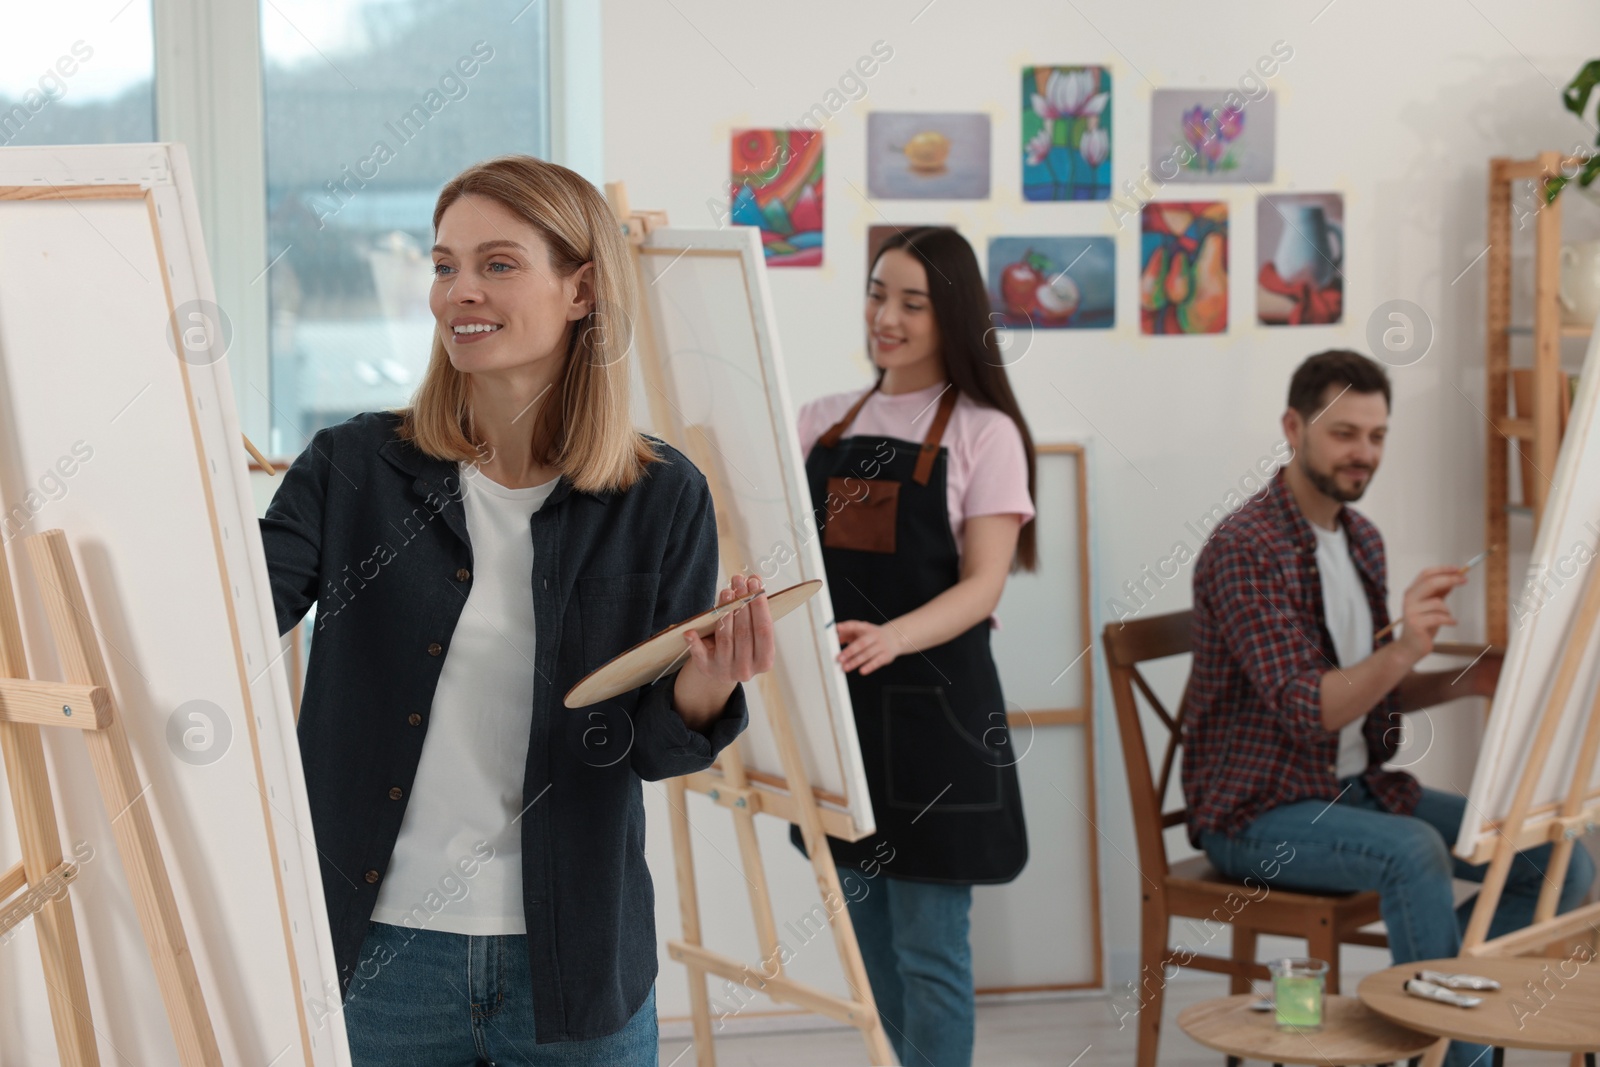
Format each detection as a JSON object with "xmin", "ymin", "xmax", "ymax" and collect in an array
[
  {"xmin": 1140, "ymin": 201, "xmax": 1228, "ymax": 335},
  {"xmin": 1022, "ymin": 66, "xmax": 1111, "ymax": 201},
  {"xmin": 867, "ymin": 112, "xmax": 991, "ymax": 200},
  {"xmin": 731, "ymin": 128, "xmax": 824, "ymax": 267},
  {"xmin": 1257, "ymin": 192, "xmax": 1344, "ymax": 326},
  {"xmin": 987, "ymin": 236, "xmax": 1114, "ymax": 330},
  {"xmin": 867, "ymin": 223, "xmax": 944, "ymax": 275},
  {"xmin": 1149, "ymin": 90, "xmax": 1275, "ymax": 183}
]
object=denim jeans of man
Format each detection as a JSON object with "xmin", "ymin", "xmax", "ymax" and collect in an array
[
  {"xmin": 1201, "ymin": 779, "xmax": 1596, "ymax": 1067},
  {"xmin": 341, "ymin": 921, "xmax": 659, "ymax": 1066},
  {"xmin": 842, "ymin": 868, "xmax": 976, "ymax": 1067}
]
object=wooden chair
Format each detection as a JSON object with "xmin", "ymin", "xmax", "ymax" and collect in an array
[{"xmin": 1104, "ymin": 610, "xmax": 1388, "ymax": 1067}]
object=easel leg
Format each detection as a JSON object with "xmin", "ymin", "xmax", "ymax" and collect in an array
[
  {"xmin": 0, "ymin": 720, "xmax": 100, "ymax": 1066},
  {"xmin": 756, "ymin": 673, "xmax": 895, "ymax": 1065},
  {"xmin": 0, "ymin": 538, "xmax": 99, "ymax": 1065},
  {"xmin": 719, "ymin": 745, "xmax": 786, "ymax": 977},
  {"xmin": 666, "ymin": 777, "xmax": 717, "ymax": 1067},
  {"xmin": 800, "ymin": 811, "xmax": 897, "ymax": 1065},
  {"xmin": 25, "ymin": 531, "xmax": 222, "ymax": 1066}
]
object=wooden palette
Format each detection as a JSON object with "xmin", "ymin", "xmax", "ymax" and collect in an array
[{"xmin": 563, "ymin": 579, "xmax": 823, "ymax": 708}]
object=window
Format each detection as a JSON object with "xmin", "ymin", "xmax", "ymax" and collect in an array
[
  {"xmin": 0, "ymin": 3, "xmax": 156, "ymax": 148},
  {"xmin": 260, "ymin": 0, "xmax": 550, "ymax": 451}
]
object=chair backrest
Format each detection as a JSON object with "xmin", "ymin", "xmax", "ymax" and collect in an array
[{"xmin": 1102, "ymin": 610, "xmax": 1192, "ymax": 882}]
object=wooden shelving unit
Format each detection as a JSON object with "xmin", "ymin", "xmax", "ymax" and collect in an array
[{"xmin": 1484, "ymin": 151, "xmax": 1588, "ymax": 645}]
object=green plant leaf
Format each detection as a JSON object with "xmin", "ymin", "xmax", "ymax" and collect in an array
[
  {"xmin": 1562, "ymin": 60, "xmax": 1600, "ymax": 119},
  {"xmin": 1580, "ymin": 156, "xmax": 1600, "ymax": 188}
]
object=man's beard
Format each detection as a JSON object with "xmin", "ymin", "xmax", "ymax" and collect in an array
[{"xmin": 1301, "ymin": 454, "xmax": 1373, "ymax": 503}]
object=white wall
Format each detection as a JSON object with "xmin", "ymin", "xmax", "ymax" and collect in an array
[{"xmin": 602, "ymin": 0, "xmax": 1600, "ymax": 1024}]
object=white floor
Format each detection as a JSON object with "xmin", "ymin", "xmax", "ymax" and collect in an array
[{"xmin": 658, "ymin": 972, "xmax": 1584, "ymax": 1066}]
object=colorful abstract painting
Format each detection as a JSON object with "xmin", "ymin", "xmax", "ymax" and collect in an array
[
  {"xmin": 1022, "ymin": 66, "xmax": 1111, "ymax": 201},
  {"xmin": 731, "ymin": 129, "xmax": 824, "ymax": 267},
  {"xmin": 867, "ymin": 112, "xmax": 991, "ymax": 199},
  {"xmin": 987, "ymin": 236, "xmax": 1114, "ymax": 330},
  {"xmin": 1150, "ymin": 90, "xmax": 1276, "ymax": 183},
  {"xmin": 1140, "ymin": 202, "xmax": 1228, "ymax": 335},
  {"xmin": 1258, "ymin": 193, "xmax": 1344, "ymax": 326}
]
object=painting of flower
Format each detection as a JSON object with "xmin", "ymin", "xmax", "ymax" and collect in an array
[
  {"xmin": 1140, "ymin": 202, "xmax": 1228, "ymax": 335},
  {"xmin": 1150, "ymin": 90, "xmax": 1275, "ymax": 184},
  {"xmin": 730, "ymin": 129, "xmax": 824, "ymax": 267},
  {"xmin": 1022, "ymin": 66, "xmax": 1111, "ymax": 201}
]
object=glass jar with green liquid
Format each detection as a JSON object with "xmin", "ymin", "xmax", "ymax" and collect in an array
[{"xmin": 1270, "ymin": 957, "xmax": 1328, "ymax": 1031}]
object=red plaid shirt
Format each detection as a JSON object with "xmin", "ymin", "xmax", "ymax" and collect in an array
[{"xmin": 1183, "ymin": 470, "xmax": 1420, "ymax": 844}]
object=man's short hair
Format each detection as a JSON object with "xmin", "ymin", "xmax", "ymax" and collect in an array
[{"xmin": 1287, "ymin": 349, "xmax": 1392, "ymax": 418}]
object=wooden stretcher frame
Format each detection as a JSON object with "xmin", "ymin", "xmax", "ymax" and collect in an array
[
  {"xmin": 0, "ymin": 143, "xmax": 348, "ymax": 1065},
  {"xmin": 977, "ymin": 441, "xmax": 1105, "ymax": 996}
]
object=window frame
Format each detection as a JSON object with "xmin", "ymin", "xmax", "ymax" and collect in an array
[{"xmin": 152, "ymin": 0, "xmax": 597, "ymax": 452}]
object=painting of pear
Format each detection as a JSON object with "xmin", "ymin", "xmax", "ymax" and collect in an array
[{"xmin": 1140, "ymin": 200, "xmax": 1229, "ymax": 334}]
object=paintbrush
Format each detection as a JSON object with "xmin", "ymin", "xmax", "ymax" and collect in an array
[{"xmin": 1373, "ymin": 545, "xmax": 1498, "ymax": 642}]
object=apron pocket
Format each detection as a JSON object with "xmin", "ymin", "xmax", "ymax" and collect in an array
[
  {"xmin": 881, "ymin": 685, "xmax": 1004, "ymax": 813},
  {"xmin": 823, "ymin": 477, "xmax": 899, "ymax": 554}
]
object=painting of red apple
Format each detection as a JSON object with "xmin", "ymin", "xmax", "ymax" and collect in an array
[{"xmin": 986, "ymin": 236, "xmax": 1114, "ymax": 330}]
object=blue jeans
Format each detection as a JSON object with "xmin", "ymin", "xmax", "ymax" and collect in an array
[
  {"xmin": 842, "ymin": 869, "xmax": 975, "ymax": 1067},
  {"xmin": 342, "ymin": 921, "xmax": 659, "ymax": 1066},
  {"xmin": 1201, "ymin": 780, "xmax": 1595, "ymax": 1067}
]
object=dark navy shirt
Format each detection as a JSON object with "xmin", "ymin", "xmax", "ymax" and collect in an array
[{"xmin": 259, "ymin": 410, "xmax": 747, "ymax": 1042}]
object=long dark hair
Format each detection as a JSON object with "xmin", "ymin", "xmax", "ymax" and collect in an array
[{"xmin": 872, "ymin": 227, "xmax": 1038, "ymax": 572}]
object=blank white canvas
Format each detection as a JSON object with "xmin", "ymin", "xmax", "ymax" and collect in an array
[
  {"xmin": 1458, "ymin": 327, "xmax": 1600, "ymax": 862},
  {"xmin": 0, "ymin": 144, "xmax": 348, "ymax": 1064},
  {"xmin": 633, "ymin": 225, "xmax": 874, "ymax": 839}
]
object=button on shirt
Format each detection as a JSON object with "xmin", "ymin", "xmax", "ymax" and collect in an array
[
  {"xmin": 371, "ymin": 465, "xmax": 559, "ymax": 935},
  {"xmin": 1311, "ymin": 521, "xmax": 1376, "ymax": 780}
]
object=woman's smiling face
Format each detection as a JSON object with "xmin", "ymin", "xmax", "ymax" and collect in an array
[
  {"xmin": 428, "ymin": 193, "xmax": 593, "ymax": 375},
  {"xmin": 865, "ymin": 247, "xmax": 940, "ymax": 373}
]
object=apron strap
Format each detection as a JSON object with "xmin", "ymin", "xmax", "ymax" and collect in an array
[
  {"xmin": 817, "ymin": 382, "xmax": 880, "ymax": 449},
  {"xmin": 816, "ymin": 380, "xmax": 959, "ymax": 486},
  {"xmin": 911, "ymin": 386, "xmax": 959, "ymax": 486}
]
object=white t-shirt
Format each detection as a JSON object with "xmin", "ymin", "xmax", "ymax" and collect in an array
[
  {"xmin": 1312, "ymin": 521, "xmax": 1375, "ymax": 780},
  {"xmin": 370, "ymin": 462, "xmax": 559, "ymax": 935}
]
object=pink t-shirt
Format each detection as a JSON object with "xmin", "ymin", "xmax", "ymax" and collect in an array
[{"xmin": 797, "ymin": 382, "xmax": 1036, "ymax": 562}]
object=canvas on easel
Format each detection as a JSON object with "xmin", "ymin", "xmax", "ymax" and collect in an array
[
  {"xmin": 1441, "ymin": 322, "xmax": 1600, "ymax": 1060},
  {"xmin": 607, "ymin": 184, "xmax": 893, "ymax": 1065},
  {"xmin": 1456, "ymin": 324, "xmax": 1600, "ymax": 890},
  {"xmin": 0, "ymin": 144, "xmax": 349, "ymax": 1064}
]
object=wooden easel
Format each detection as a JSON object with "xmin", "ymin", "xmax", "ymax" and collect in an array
[
  {"xmin": 1410, "ymin": 556, "xmax": 1600, "ymax": 1067},
  {"xmin": 606, "ymin": 183, "xmax": 896, "ymax": 1066},
  {"xmin": 0, "ymin": 528, "xmax": 221, "ymax": 1066}
]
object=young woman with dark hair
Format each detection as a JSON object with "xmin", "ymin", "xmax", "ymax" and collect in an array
[{"xmin": 792, "ymin": 226, "xmax": 1037, "ymax": 1067}]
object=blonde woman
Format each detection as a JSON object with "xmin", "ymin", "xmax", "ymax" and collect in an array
[{"xmin": 261, "ymin": 155, "xmax": 773, "ymax": 1065}]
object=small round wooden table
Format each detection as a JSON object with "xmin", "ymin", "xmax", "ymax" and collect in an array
[
  {"xmin": 1177, "ymin": 994, "xmax": 1437, "ymax": 1066},
  {"xmin": 1358, "ymin": 957, "xmax": 1600, "ymax": 1067}
]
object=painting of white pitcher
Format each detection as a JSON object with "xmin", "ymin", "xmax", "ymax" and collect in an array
[
  {"xmin": 1559, "ymin": 240, "xmax": 1600, "ymax": 328},
  {"xmin": 1258, "ymin": 192, "xmax": 1345, "ymax": 326}
]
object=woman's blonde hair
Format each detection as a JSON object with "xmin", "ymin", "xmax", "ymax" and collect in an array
[{"xmin": 395, "ymin": 154, "xmax": 657, "ymax": 492}]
